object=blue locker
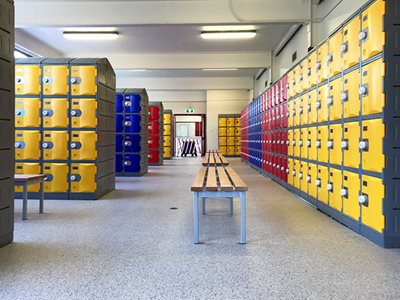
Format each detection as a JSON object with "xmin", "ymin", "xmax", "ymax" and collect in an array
[
  {"xmin": 124, "ymin": 94, "xmax": 142, "ymax": 113},
  {"xmin": 125, "ymin": 134, "xmax": 141, "ymax": 152},
  {"xmin": 116, "ymin": 94, "xmax": 124, "ymax": 113},
  {"xmin": 124, "ymin": 115, "xmax": 142, "ymax": 133},
  {"xmin": 116, "ymin": 114, "xmax": 124, "ymax": 132},
  {"xmin": 116, "ymin": 154, "xmax": 124, "ymax": 173},
  {"xmin": 124, "ymin": 154, "xmax": 141, "ymax": 173},
  {"xmin": 116, "ymin": 134, "xmax": 124, "ymax": 153}
]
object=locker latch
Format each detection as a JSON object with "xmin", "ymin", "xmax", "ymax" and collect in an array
[
  {"xmin": 341, "ymin": 140, "xmax": 349, "ymax": 150},
  {"xmin": 327, "ymin": 97, "xmax": 333, "ymax": 106},
  {"xmin": 359, "ymin": 85, "xmax": 368, "ymax": 96},
  {"xmin": 70, "ymin": 174, "xmax": 82, "ymax": 182},
  {"xmin": 42, "ymin": 77, "xmax": 53, "ymax": 84},
  {"xmin": 15, "ymin": 109, "xmax": 25, "ymax": 116},
  {"xmin": 316, "ymin": 179, "xmax": 321, "ymax": 187},
  {"xmin": 316, "ymin": 62, "xmax": 321, "ymax": 71},
  {"xmin": 327, "ymin": 140, "xmax": 333, "ymax": 149},
  {"xmin": 316, "ymin": 101, "xmax": 321, "ymax": 109},
  {"xmin": 359, "ymin": 29, "xmax": 368, "ymax": 42},
  {"xmin": 124, "ymin": 101, "xmax": 132, "ymax": 107},
  {"xmin": 42, "ymin": 109, "xmax": 54, "ymax": 117},
  {"xmin": 45, "ymin": 174, "xmax": 54, "ymax": 182},
  {"xmin": 299, "ymin": 173, "xmax": 303, "ymax": 179},
  {"xmin": 341, "ymin": 188, "xmax": 348, "ymax": 198},
  {"xmin": 70, "ymin": 77, "xmax": 81, "ymax": 84},
  {"xmin": 327, "ymin": 54, "xmax": 333, "ymax": 63},
  {"xmin": 70, "ymin": 109, "xmax": 82, "ymax": 117},
  {"xmin": 42, "ymin": 142, "xmax": 54, "ymax": 149},
  {"xmin": 124, "ymin": 161, "xmax": 132, "ymax": 166},
  {"xmin": 70, "ymin": 142, "xmax": 82, "ymax": 149},
  {"xmin": 341, "ymin": 92, "xmax": 348, "ymax": 101},
  {"xmin": 358, "ymin": 194, "xmax": 369, "ymax": 206},
  {"xmin": 124, "ymin": 141, "xmax": 132, "ymax": 146},
  {"xmin": 359, "ymin": 140, "xmax": 369, "ymax": 151},
  {"xmin": 340, "ymin": 42, "xmax": 348, "ymax": 53},
  {"xmin": 14, "ymin": 142, "xmax": 25, "ymax": 149},
  {"xmin": 306, "ymin": 175, "xmax": 311, "ymax": 183},
  {"xmin": 307, "ymin": 140, "xmax": 311, "ymax": 148},
  {"xmin": 316, "ymin": 140, "xmax": 321, "ymax": 148},
  {"xmin": 327, "ymin": 183, "xmax": 333, "ymax": 192}
]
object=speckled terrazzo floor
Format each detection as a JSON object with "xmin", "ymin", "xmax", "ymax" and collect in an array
[{"xmin": 1, "ymin": 158, "xmax": 400, "ymax": 299}]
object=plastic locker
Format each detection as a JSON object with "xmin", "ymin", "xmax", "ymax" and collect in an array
[
  {"xmin": 288, "ymin": 100, "xmax": 294, "ymax": 128},
  {"xmin": 220, "ymin": 146, "xmax": 227, "ymax": 156},
  {"xmin": 308, "ymin": 126, "xmax": 317, "ymax": 161},
  {"xmin": 70, "ymin": 66, "xmax": 97, "ymax": 96},
  {"xmin": 235, "ymin": 117, "xmax": 240, "ymax": 126},
  {"xmin": 219, "ymin": 127, "xmax": 227, "ymax": 137},
  {"xmin": 164, "ymin": 114, "xmax": 171, "ymax": 125},
  {"xmin": 360, "ymin": 58, "xmax": 385, "ymax": 115},
  {"xmin": 115, "ymin": 154, "xmax": 124, "ymax": 173},
  {"xmin": 343, "ymin": 69, "xmax": 360, "ymax": 118},
  {"xmin": 234, "ymin": 128, "xmax": 240, "ymax": 136},
  {"xmin": 288, "ymin": 130, "xmax": 293, "ymax": 156},
  {"xmin": 42, "ymin": 98, "xmax": 69, "ymax": 128},
  {"xmin": 148, "ymin": 136, "xmax": 160, "ymax": 149},
  {"xmin": 227, "ymin": 127, "xmax": 235, "ymax": 137},
  {"xmin": 219, "ymin": 117, "xmax": 226, "ymax": 127},
  {"xmin": 360, "ymin": 119, "xmax": 385, "ymax": 173},
  {"xmin": 317, "ymin": 84, "xmax": 329, "ymax": 123},
  {"xmin": 15, "ymin": 163, "xmax": 41, "ymax": 192},
  {"xmin": 149, "ymin": 106, "xmax": 160, "ymax": 121},
  {"xmin": 43, "ymin": 163, "xmax": 68, "ymax": 193},
  {"xmin": 234, "ymin": 137, "xmax": 241, "ymax": 145},
  {"xmin": 15, "ymin": 98, "xmax": 41, "ymax": 128},
  {"xmin": 328, "ymin": 167, "xmax": 342, "ymax": 211},
  {"xmin": 342, "ymin": 16, "xmax": 361, "ymax": 70},
  {"xmin": 317, "ymin": 165, "xmax": 329, "ymax": 205},
  {"xmin": 328, "ymin": 29, "xmax": 343, "ymax": 77},
  {"xmin": 281, "ymin": 130, "xmax": 288, "ymax": 155},
  {"xmin": 124, "ymin": 134, "xmax": 141, "ymax": 153},
  {"xmin": 148, "ymin": 121, "xmax": 160, "ymax": 135},
  {"xmin": 342, "ymin": 122, "xmax": 360, "ymax": 169},
  {"xmin": 287, "ymin": 70, "xmax": 295, "ymax": 98},
  {"xmin": 116, "ymin": 134, "xmax": 124, "ymax": 153},
  {"xmin": 301, "ymin": 128, "xmax": 308, "ymax": 159},
  {"xmin": 360, "ymin": 0, "xmax": 385, "ymax": 61},
  {"xmin": 124, "ymin": 95, "xmax": 142, "ymax": 114},
  {"xmin": 124, "ymin": 154, "xmax": 142, "ymax": 173},
  {"xmin": 281, "ymin": 157, "xmax": 288, "ymax": 182},
  {"xmin": 116, "ymin": 94, "xmax": 124, "ymax": 113},
  {"xmin": 164, "ymin": 147, "xmax": 171, "ymax": 158},
  {"xmin": 70, "ymin": 131, "xmax": 97, "ymax": 161},
  {"xmin": 308, "ymin": 163, "xmax": 318, "ymax": 199},
  {"xmin": 360, "ymin": 175, "xmax": 384, "ymax": 233},
  {"xmin": 293, "ymin": 160, "xmax": 301, "ymax": 190},
  {"xmin": 294, "ymin": 98, "xmax": 301, "ymax": 126},
  {"xmin": 15, "ymin": 130, "xmax": 41, "ymax": 160},
  {"xmin": 294, "ymin": 65, "xmax": 302, "ymax": 96},
  {"xmin": 219, "ymin": 136, "xmax": 227, "ymax": 146},
  {"xmin": 307, "ymin": 50, "xmax": 318, "ymax": 88},
  {"xmin": 42, "ymin": 65, "xmax": 69, "ymax": 95},
  {"xmin": 164, "ymin": 124, "xmax": 171, "ymax": 136},
  {"xmin": 227, "ymin": 137, "xmax": 235, "ymax": 146},
  {"xmin": 293, "ymin": 129, "xmax": 300, "ymax": 158},
  {"xmin": 71, "ymin": 98, "xmax": 97, "ymax": 128},
  {"xmin": 70, "ymin": 163, "xmax": 96, "ymax": 193},
  {"xmin": 15, "ymin": 65, "xmax": 41, "ymax": 95},
  {"xmin": 227, "ymin": 146, "xmax": 235, "ymax": 156},
  {"xmin": 308, "ymin": 90, "xmax": 318, "ymax": 124},
  {"xmin": 299, "ymin": 96, "xmax": 307, "ymax": 125},
  {"xmin": 317, "ymin": 126, "xmax": 328, "ymax": 163},
  {"xmin": 328, "ymin": 77, "xmax": 342, "ymax": 121},
  {"xmin": 124, "ymin": 115, "xmax": 142, "ymax": 133},
  {"xmin": 42, "ymin": 131, "xmax": 69, "ymax": 160},
  {"xmin": 148, "ymin": 150, "xmax": 161, "ymax": 163},
  {"xmin": 287, "ymin": 158, "xmax": 294, "ymax": 186},
  {"xmin": 300, "ymin": 59, "xmax": 308, "ymax": 91},
  {"xmin": 342, "ymin": 171, "xmax": 360, "ymax": 221},
  {"xmin": 234, "ymin": 147, "xmax": 240, "ymax": 156},
  {"xmin": 300, "ymin": 161, "xmax": 308, "ymax": 193},
  {"xmin": 227, "ymin": 117, "xmax": 235, "ymax": 127},
  {"xmin": 281, "ymin": 76, "xmax": 288, "ymax": 101},
  {"xmin": 317, "ymin": 42, "xmax": 329, "ymax": 83},
  {"xmin": 164, "ymin": 136, "xmax": 171, "ymax": 147},
  {"xmin": 329, "ymin": 124, "xmax": 342, "ymax": 166}
]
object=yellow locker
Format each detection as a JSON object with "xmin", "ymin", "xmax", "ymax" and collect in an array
[
  {"xmin": 235, "ymin": 117, "xmax": 240, "ymax": 126},
  {"xmin": 328, "ymin": 168, "xmax": 342, "ymax": 211},
  {"xmin": 342, "ymin": 171, "xmax": 360, "ymax": 221},
  {"xmin": 294, "ymin": 65, "xmax": 302, "ymax": 96},
  {"xmin": 234, "ymin": 128, "xmax": 240, "ymax": 136},
  {"xmin": 317, "ymin": 42, "xmax": 329, "ymax": 83},
  {"xmin": 43, "ymin": 163, "xmax": 68, "ymax": 193},
  {"xmin": 71, "ymin": 98, "xmax": 98, "ymax": 128},
  {"xmin": 219, "ymin": 127, "xmax": 227, "ymax": 137},
  {"xmin": 164, "ymin": 124, "xmax": 171, "ymax": 136},
  {"xmin": 300, "ymin": 59, "xmax": 308, "ymax": 91},
  {"xmin": 293, "ymin": 160, "xmax": 301, "ymax": 190},
  {"xmin": 164, "ymin": 114, "xmax": 171, "ymax": 125},
  {"xmin": 42, "ymin": 65, "xmax": 69, "ymax": 96},
  {"xmin": 227, "ymin": 137, "xmax": 235, "ymax": 146},
  {"xmin": 15, "ymin": 98, "xmax": 41, "ymax": 128},
  {"xmin": 218, "ymin": 117, "xmax": 227, "ymax": 127},
  {"xmin": 308, "ymin": 163, "xmax": 318, "ymax": 198},
  {"xmin": 227, "ymin": 146, "xmax": 235, "ymax": 156},
  {"xmin": 300, "ymin": 161, "xmax": 308, "ymax": 193},
  {"xmin": 329, "ymin": 77, "xmax": 342, "ymax": 121},
  {"xmin": 288, "ymin": 159, "xmax": 294, "ymax": 186},
  {"xmin": 70, "ymin": 163, "xmax": 97, "ymax": 193},
  {"xmin": 227, "ymin": 127, "xmax": 235, "ymax": 137},
  {"xmin": 317, "ymin": 84, "xmax": 329, "ymax": 122},
  {"xmin": 360, "ymin": 119, "xmax": 385, "ymax": 173},
  {"xmin": 287, "ymin": 70, "xmax": 295, "ymax": 98},
  {"xmin": 294, "ymin": 98, "xmax": 301, "ymax": 126},
  {"xmin": 288, "ymin": 130, "xmax": 294, "ymax": 156},
  {"xmin": 317, "ymin": 126, "xmax": 328, "ymax": 163},
  {"xmin": 329, "ymin": 124, "xmax": 342, "ymax": 166},
  {"xmin": 288, "ymin": 100, "xmax": 294, "ymax": 127},
  {"xmin": 360, "ymin": 175, "xmax": 385, "ymax": 233},
  {"xmin": 300, "ymin": 96, "xmax": 308, "ymax": 125},
  {"xmin": 70, "ymin": 66, "xmax": 97, "ymax": 96},
  {"xmin": 15, "ymin": 163, "xmax": 41, "ymax": 192},
  {"xmin": 71, "ymin": 131, "xmax": 98, "ymax": 161},
  {"xmin": 317, "ymin": 165, "xmax": 329, "ymax": 204},
  {"xmin": 15, "ymin": 65, "xmax": 41, "ymax": 95},
  {"xmin": 342, "ymin": 16, "xmax": 361, "ymax": 70},
  {"xmin": 42, "ymin": 131, "xmax": 69, "ymax": 160},
  {"xmin": 343, "ymin": 122, "xmax": 360, "ymax": 169},
  {"xmin": 328, "ymin": 30, "xmax": 343, "ymax": 77},
  {"xmin": 309, "ymin": 90, "xmax": 318, "ymax": 124},
  {"xmin": 163, "ymin": 147, "xmax": 171, "ymax": 158},
  {"xmin": 15, "ymin": 130, "xmax": 41, "ymax": 160},
  {"xmin": 301, "ymin": 128, "xmax": 308, "ymax": 159},
  {"xmin": 293, "ymin": 129, "xmax": 300, "ymax": 158},
  {"xmin": 343, "ymin": 69, "xmax": 360, "ymax": 118},
  {"xmin": 164, "ymin": 136, "xmax": 171, "ymax": 147},
  {"xmin": 234, "ymin": 137, "xmax": 241, "ymax": 145},
  {"xmin": 227, "ymin": 117, "xmax": 235, "ymax": 127},
  {"xmin": 219, "ymin": 137, "xmax": 227, "ymax": 145},
  {"xmin": 360, "ymin": 0, "xmax": 385, "ymax": 61},
  {"xmin": 308, "ymin": 50, "xmax": 318, "ymax": 88},
  {"xmin": 360, "ymin": 58, "xmax": 385, "ymax": 115},
  {"xmin": 220, "ymin": 146, "xmax": 227, "ymax": 156},
  {"xmin": 42, "ymin": 98, "xmax": 69, "ymax": 128},
  {"xmin": 234, "ymin": 147, "xmax": 240, "ymax": 155},
  {"xmin": 308, "ymin": 126, "xmax": 317, "ymax": 161}
]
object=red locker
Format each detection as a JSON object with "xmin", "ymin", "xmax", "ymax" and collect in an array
[
  {"xmin": 282, "ymin": 103, "xmax": 288, "ymax": 128},
  {"xmin": 266, "ymin": 111, "xmax": 271, "ymax": 130},
  {"xmin": 148, "ymin": 150, "xmax": 161, "ymax": 163},
  {"xmin": 148, "ymin": 121, "xmax": 160, "ymax": 135},
  {"xmin": 281, "ymin": 76, "xmax": 288, "ymax": 102},
  {"xmin": 267, "ymin": 90, "xmax": 271, "ymax": 109},
  {"xmin": 148, "ymin": 135, "xmax": 160, "ymax": 149},
  {"xmin": 149, "ymin": 106, "xmax": 160, "ymax": 121},
  {"xmin": 282, "ymin": 130, "xmax": 288, "ymax": 155}
]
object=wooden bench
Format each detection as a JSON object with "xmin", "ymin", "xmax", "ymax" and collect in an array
[
  {"xmin": 202, "ymin": 150, "xmax": 229, "ymax": 167},
  {"xmin": 191, "ymin": 165, "xmax": 248, "ymax": 244},
  {"xmin": 14, "ymin": 174, "xmax": 47, "ymax": 221}
]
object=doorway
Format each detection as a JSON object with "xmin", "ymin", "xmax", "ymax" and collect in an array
[{"xmin": 174, "ymin": 114, "xmax": 206, "ymax": 157}]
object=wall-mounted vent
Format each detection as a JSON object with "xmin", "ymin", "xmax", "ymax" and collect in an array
[{"xmin": 292, "ymin": 51, "xmax": 297, "ymax": 62}]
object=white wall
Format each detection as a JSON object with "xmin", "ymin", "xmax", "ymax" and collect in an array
[
  {"xmin": 15, "ymin": 29, "xmax": 63, "ymax": 57},
  {"xmin": 162, "ymin": 101, "xmax": 206, "ymax": 114},
  {"xmin": 253, "ymin": 68, "xmax": 272, "ymax": 99}
]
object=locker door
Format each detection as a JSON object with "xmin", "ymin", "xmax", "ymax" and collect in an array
[
  {"xmin": 288, "ymin": 100, "xmax": 294, "ymax": 128},
  {"xmin": 15, "ymin": 65, "xmax": 41, "ymax": 95},
  {"xmin": 227, "ymin": 127, "xmax": 235, "ymax": 137},
  {"xmin": 15, "ymin": 130, "xmax": 41, "ymax": 160},
  {"xmin": 124, "ymin": 94, "xmax": 142, "ymax": 114},
  {"xmin": 116, "ymin": 134, "xmax": 123, "ymax": 153},
  {"xmin": 70, "ymin": 163, "xmax": 97, "ymax": 193},
  {"xmin": 164, "ymin": 124, "xmax": 171, "ymax": 136},
  {"xmin": 328, "ymin": 168, "xmax": 342, "ymax": 211},
  {"xmin": 317, "ymin": 84, "xmax": 329, "ymax": 123},
  {"xmin": 293, "ymin": 160, "xmax": 301, "ymax": 190},
  {"xmin": 342, "ymin": 171, "xmax": 360, "ymax": 221},
  {"xmin": 317, "ymin": 42, "xmax": 329, "ymax": 83},
  {"xmin": 301, "ymin": 128, "xmax": 308, "ymax": 159},
  {"xmin": 300, "ymin": 96, "xmax": 308, "ymax": 125},
  {"xmin": 360, "ymin": 119, "xmax": 385, "ymax": 173},
  {"xmin": 328, "ymin": 29, "xmax": 343, "ymax": 77},
  {"xmin": 149, "ymin": 106, "xmax": 160, "ymax": 121},
  {"xmin": 343, "ymin": 69, "xmax": 360, "ymax": 118},
  {"xmin": 360, "ymin": 0, "xmax": 385, "ymax": 61},
  {"xmin": 329, "ymin": 124, "xmax": 342, "ymax": 166},
  {"xmin": 235, "ymin": 117, "xmax": 240, "ymax": 126},
  {"xmin": 308, "ymin": 163, "xmax": 318, "ymax": 198},
  {"xmin": 360, "ymin": 175, "xmax": 384, "ymax": 233},
  {"xmin": 235, "ymin": 137, "xmax": 241, "ymax": 146},
  {"xmin": 288, "ymin": 130, "xmax": 293, "ymax": 156},
  {"xmin": 126, "ymin": 115, "xmax": 142, "ymax": 133},
  {"xmin": 227, "ymin": 137, "xmax": 235, "ymax": 146},
  {"xmin": 42, "ymin": 98, "xmax": 69, "ymax": 128},
  {"xmin": 71, "ymin": 98, "xmax": 98, "ymax": 128},
  {"xmin": 43, "ymin": 163, "xmax": 68, "ymax": 193},
  {"xmin": 317, "ymin": 126, "xmax": 328, "ymax": 163},
  {"xmin": 294, "ymin": 65, "xmax": 302, "ymax": 96},
  {"xmin": 227, "ymin": 117, "xmax": 235, "ymax": 127},
  {"xmin": 317, "ymin": 165, "xmax": 329, "ymax": 204},
  {"xmin": 42, "ymin": 65, "xmax": 69, "ymax": 95},
  {"xmin": 342, "ymin": 16, "xmax": 361, "ymax": 70},
  {"xmin": 293, "ymin": 129, "xmax": 300, "ymax": 158},
  {"xmin": 164, "ymin": 114, "xmax": 172, "ymax": 125},
  {"xmin": 227, "ymin": 146, "xmax": 235, "ymax": 156},
  {"xmin": 300, "ymin": 59, "xmax": 308, "ymax": 91},
  {"xmin": 219, "ymin": 136, "xmax": 227, "ymax": 146},
  {"xmin": 360, "ymin": 58, "xmax": 385, "ymax": 115},
  {"xmin": 329, "ymin": 77, "xmax": 342, "ymax": 121},
  {"xmin": 300, "ymin": 162, "xmax": 308, "ymax": 193},
  {"xmin": 234, "ymin": 127, "xmax": 240, "ymax": 137},
  {"xmin": 15, "ymin": 98, "xmax": 41, "ymax": 128},
  {"xmin": 70, "ymin": 131, "xmax": 97, "ymax": 161},
  {"xmin": 164, "ymin": 147, "xmax": 171, "ymax": 158},
  {"xmin": 70, "ymin": 66, "xmax": 97, "ymax": 96},
  {"xmin": 219, "ymin": 117, "xmax": 227, "ymax": 127},
  {"xmin": 343, "ymin": 122, "xmax": 360, "ymax": 169},
  {"xmin": 287, "ymin": 158, "xmax": 294, "ymax": 186},
  {"xmin": 124, "ymin": 154, "xmax": 141, "ymax": 173},
  {"xmin": 219, "ymin": 127, "xmax": 227, "ymax": 137},
  {"xmin": 42, "ymin": 131, "xmax": 69, "ymax": 160},
  {"xmin": 15, "ymin": 163, "xmax": 41, "ymax": 192},
  {"xmin": 116, "ymin": 94, "xmax": 124, "ymax": 113},
  {"xmin": 287, "ymin": 70, "xmax": 295, "ymax": 98},
  {"xmin": 148, "ymin": 136, "xmax": 160, "ymax": 149},
  {"xmin": 124, "ymin": 134, "xmax": 141, "ymax": 153},
  {"xmin": 308, "ymin": 50, "xmax": 318, "ymax": 88},
  {"xmin": 308, "ymin": 126, "xmax": 317, "ymax": 161},
  {"xmin": 234, "ymin": 146, "xmax": 240, "ymax": 156},
  {"xmin": 309, "ymin": 90, "xmax": 318, "ymax": 124},
  {"xmin": 220, "ymin": 146, "xmax": 227, "ymax": 156},
  {"xmin": 294, "ymin": 98, "xmax": 301, "ymax": 126}
]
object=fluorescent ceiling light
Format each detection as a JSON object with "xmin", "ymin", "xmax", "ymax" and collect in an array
[
  {"xmin": 63, "ymin": 31, "xmax": 119, "ymax": 40},
  {"xmin": 203, "ymin": 68, "xmax": 239, "ymax": 71},
  {"xmin": 202, "ymin": 25, "xmax": 256, "ymax": 32},
  {"xmin": 128, "ymin": 69, "xmax": 147, "ymax": 72},
  {"xmin": 201, "ymin": 31, "xmax": 256, "ymax": 40}
]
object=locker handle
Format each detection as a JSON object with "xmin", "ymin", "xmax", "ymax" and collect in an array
[
  {"xmin": 281, "ymin": 167, "xmax": 285, "ymax": 171},
  {"xmin": 16, "ymin": 77, "xmax": 23, "ymax": 83},
  {"xmin": 125, "ymin": 121, "xmax": 132, "ymax": 126},
  {"xmin": 341, "ymin": 92, "xmax": 348, "ymax": 101},
  {"xmin": 327, "ymin": 54, "xmax": 333, "ymax": 63},
  {"xmin": 42, "ymin": 110, "xmax": 54, "ymax": 117},
  {"xmin": 316, "ymin": 62, "xmax": 321, "ymax": 71},
  {"xmin": 341, "ymin": 188, "xmax": 348, "ymax": 197},
  {"xmin": 124, "ymin": 141, "xmax": 132, "ymax": 146},
  {"xmin": 359, "ymin": 30, "xmax": 368, "ymax": 41},
  {"xmin": 44, "ymin": 174, "xmax": 54, "ymax": 182},
  {"xmin": 359, "ymin": 85, "xmax": 368, "ymax": 96},
  {"xmin": 124, "ymin": 161, "xmax": 132, "ymax": 166},
  {"xmin": 286, "ymin": 168, "xmax": 289, "ymax": 174},
  {"xmin": 299, "ymin": 173, "xmax": 303, "ymax": 179},
  {"xmin": 327, "ymin": 140, "xmax": 333, "ymax": 149},
  {"xmin": 327, "ymin": 97, "xmax": 333, "ymax": 106},
  {"xmin": 70, "ymin": 110, "xmax": 81, "ymax": 117},
  {"xmin": 292, "ymin": 141, "xmax": 296, "ymax": 146},
  {"xmin": 316, "ymin": 101, "xmax": 321, "ymax": 109},
  {"xmin": 316, "ymin": 140, "xmax": 321, "ymax": 148},
  {"xmin": 124, "ymin": 101, "xmax": 132, "ymax": 107},
  {"xmin": 316, "ymin": 179, "xmax": 321, "ymax": 187},
  {"xmin": 327, "ymin": 183, "xmax": 333, "ymax": 192},
  {"xmin": 340, "ymin": 43, "xmax": 348, "ymax": 53},
  {"xmin": 358, "ymin": 194, "xmax": 369, "ymax": 206},
  {"xmin": 15, "ymin": 109, "xmax": 24, "ymax": 116},
  {"xmin": 341, "ymin": 140, "xmax": 349, "ymax": 150},
  {"xmin": 359, "ymin": 140, "xmax": 369, "ymax": 151},
  {"xmin": 42, "ymin": 142, "xmax": 53, "ymax": 149},
  {"xmin": 307, "ymin": 68, "xmax": 311, "ymax": 76},
  {"xmin": 299, "ymin": 140, "xmax": 303, "ymax": 147},
  {"xmin": 292, "ymin": 171, "xmax": 296, "ymax": 176},
  {"xmin": 307, "ymin": 140, "xmax": 311, "ymax": 147},
  {"xmin": 307, "ymin": 104, "xmax": 311, "ymax": 112},
  {"xmin": 15, "ymin": 142, "xmax": 23, "ymax": 149},
  {"xmin": 70, "ymin": 175, "xmax": 81, "ymax": 182},
  {"xmin": 306, "ymin": 175, "xmax": 311, "ymax": 183},
  {"xmin": 299, "ymin": 107, "xmax": 303, "ymax": 114}
]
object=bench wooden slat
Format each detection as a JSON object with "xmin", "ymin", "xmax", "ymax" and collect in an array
[
  {"xmin": 217, "ymin": 167, "xmax": 234, "ymax": 191},
  {"xmin": 191, "ymin": 168, "xmax": 207, "ymax": 191},
  {"xmin": 206, "ymin": 167, "xmax": 218, "ymax": 191},
  {"xmin": 202, "ymin": 153, "xmax": 209, "ymax": 165},
  {"xmin": 14, "ymin": 174, "xmax": 47, "ymax": 182},
  {"xmin": 225, "ymin": 167, "xmax": 248, "ymax": 191},
  {"xmin": 209, "ymin": 153, "xmax": 215, "ymax": 165}
]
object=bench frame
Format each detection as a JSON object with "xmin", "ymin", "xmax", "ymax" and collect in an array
[{"xmin": 15, "ymin": 175, "xmax": 47, "ymax": 220}]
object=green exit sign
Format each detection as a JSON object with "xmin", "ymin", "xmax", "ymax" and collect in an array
[{"xmin": 186, "ymin": 108, "xmax": 194, "ymax": 113}]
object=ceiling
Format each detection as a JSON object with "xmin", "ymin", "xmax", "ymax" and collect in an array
[{"xmin": 116, "ymin": 68, "xmax": 260, "ymax": 78}]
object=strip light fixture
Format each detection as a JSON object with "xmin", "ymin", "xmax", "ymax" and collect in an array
[
  {"xmin": 201, "ymin": 30, "xmax": 256, "ymax": 40},
  {"xmin": 63, "ymin": 31, "xmax": 119, "ymax": 40},
  {"xmin": 203, "ymin": 68, "xmax": 238, "ymax": 71}
]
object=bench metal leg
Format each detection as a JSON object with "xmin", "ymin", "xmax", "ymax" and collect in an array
[
  {"xmin": 229, "ymin": 198, "xmax": 234, "ymax": 216},
  {"xmin": 39, "ymin": 180, "xmax": 44, "ymax": 214},
  {"xmin": 22, "ymin": 184, "xmax": 28, "ymax": 221},
  {"xmin": 240, "ymin": 192, "xmax": 246, "ymax": 244},
  {"xmin": 202, "ymin": 197, "xmax": 206, "ymax": 215},
  {"xmin": 193, "ymin": 192, "xmax": 200, "ymax": 244}
]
